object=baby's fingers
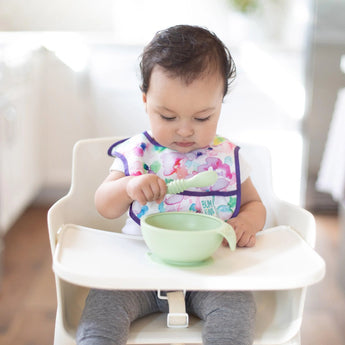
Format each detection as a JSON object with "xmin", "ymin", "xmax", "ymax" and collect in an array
[
  {"xmin": 156, "ymin": 178, "xmax": 167, "ymax": 203},
  {"xmin": 140, "ymin": 177, "xmax": 166, "ymax": 204},
  {"xmin": 247, "ymin": 235, "xmax": 256, "ymax": 247},
  {"xmin": 146, "ymin": 180, "xmax": 165, "ymax": 202},
  {"xmin": 237, "ymin": 233, "xmax": 256, "ymax": 247}
]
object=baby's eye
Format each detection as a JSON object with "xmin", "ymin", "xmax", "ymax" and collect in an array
[
  {"xmin": 160, "ymin": 115, "xmax": 176, "ymax": 121},
  {"xmin": 195, "ymin": 116, "xmax": 211, "ymax": 122}
]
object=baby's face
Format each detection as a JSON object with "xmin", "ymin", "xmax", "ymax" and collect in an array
[{"xmin": 143, "ymin": 66, "xmax": 224, "ymax": 153}]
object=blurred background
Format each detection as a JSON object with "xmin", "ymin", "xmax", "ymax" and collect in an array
[{"xmin": 0, "ymin": 0, "xmax": 344, "ymax": 344}]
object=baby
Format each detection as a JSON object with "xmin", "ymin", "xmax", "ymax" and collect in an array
[{"xmin": 77, "ymin": 25, "xmax": 266, "ymax": 345}]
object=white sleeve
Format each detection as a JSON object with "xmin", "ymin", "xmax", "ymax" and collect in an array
[
  {"xmin": 110, "ymin": 158, "xmax": 125, "ymax": 172},
  {"xmin": 239, "ymin": 150, "xmax": 252, "ymax": 183}
]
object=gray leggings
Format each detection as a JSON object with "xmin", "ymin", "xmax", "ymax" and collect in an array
[{"xmin": 76, "ymin": 289, "xmax": 256, "ymax": 345}]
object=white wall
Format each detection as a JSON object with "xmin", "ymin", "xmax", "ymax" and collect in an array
[
  {"xmin": 0, "ymin": 0, "xmax": 113, "ymax": 31},
  {"xmin": 304, "ymin": 0, "xmax": 345, "ymax": 210},
  {"xmin": 0, "ymin": 0, "xmax": 318, "ymax": 208}
]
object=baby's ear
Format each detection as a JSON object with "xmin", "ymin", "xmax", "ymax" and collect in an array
[{"xmin": 142, "ymin": 93, "xmax": 148, "ymax": 113}]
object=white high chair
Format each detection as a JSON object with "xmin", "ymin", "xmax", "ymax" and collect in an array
[{"xmin": 48, "ymin": 137, "xmax": 325, "ymax": 345}]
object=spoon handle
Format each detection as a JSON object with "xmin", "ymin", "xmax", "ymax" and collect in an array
[{"xmin": 167, "ymin": 169, "xmax": 218, "ymax": 194}]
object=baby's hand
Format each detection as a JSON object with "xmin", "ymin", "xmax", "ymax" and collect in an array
[
  {"xmin": 224, "ymin": 217, "xmax": 257, "ymax": 248},
  {"xmin": 126, "ymin": 174, "xmax": 167, "ymax": 205}
]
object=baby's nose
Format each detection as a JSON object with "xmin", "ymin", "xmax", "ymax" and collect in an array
[{"xmin": 177, "ymin": 125, "xmax": 194, "ymax": 137}]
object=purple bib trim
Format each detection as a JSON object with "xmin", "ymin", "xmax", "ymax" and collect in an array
[{"xmin": 232, "ymin": 145, "xmax": 241, "ymax": 217}]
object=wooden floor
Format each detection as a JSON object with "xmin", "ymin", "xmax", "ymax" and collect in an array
[{"xmin": 0, "ymin": 206, "xmax": 344, "ymax": 345}]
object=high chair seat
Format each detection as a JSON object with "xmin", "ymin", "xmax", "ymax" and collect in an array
[{"xmin": 48, "ymin": 137, "xmax": 325, "ymax": 345}]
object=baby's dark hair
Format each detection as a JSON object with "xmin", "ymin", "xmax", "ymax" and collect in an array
[{"xmin": 139, "ymin": 25, "xmax": 236, "ymax": 97}]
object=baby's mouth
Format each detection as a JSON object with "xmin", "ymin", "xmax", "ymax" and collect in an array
[{"xmin": 175, "ymin": 141, "xmax": 195, "ymax": 148}]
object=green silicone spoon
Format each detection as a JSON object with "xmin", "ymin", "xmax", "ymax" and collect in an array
[{"xmin": 167, "ymin": 169, "xmax": 218, "ymax": 194}]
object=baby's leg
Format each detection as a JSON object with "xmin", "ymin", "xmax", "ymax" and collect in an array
[
  {"xmin": 187, "ymin": 291, "xmax": 256, "ymax": 345},
  {"xmin": 76, "ymin": 289, "xmax": 158, "ymax": 345}
]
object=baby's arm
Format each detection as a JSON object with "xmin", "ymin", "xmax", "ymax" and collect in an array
[
  {"xmin": 226, "ymin": 178, "xmax": 266, "ymax": 247},
  {"xmin": 95, "ymin": 171, "xmax": 167, "ymax": 219}
]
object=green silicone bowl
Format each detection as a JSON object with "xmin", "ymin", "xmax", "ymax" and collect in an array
[{"xmin": 141, "ymin": 212, "xmax": 236, "ymax": 266}]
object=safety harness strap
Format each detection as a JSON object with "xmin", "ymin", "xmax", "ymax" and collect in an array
[{"xmin": 157, "ymin": 290, "xmax": 189, "ymax": 328}]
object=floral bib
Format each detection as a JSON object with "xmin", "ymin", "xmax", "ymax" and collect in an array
[{"xmin": 108, "ymin": 131, "xmax": 241, "ymax": 225}]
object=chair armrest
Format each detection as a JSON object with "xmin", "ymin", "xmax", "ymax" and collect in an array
[
  {"xmin": 48, "ymin": 193, "xmax": 128, "ymax": 257},
  {"xmin": 273, "ymin": 199, "xmax": 316, "ymax": 247},
  {"xmin": 48, "ymin": 195, "xmax": 73, "ymax": 255}
]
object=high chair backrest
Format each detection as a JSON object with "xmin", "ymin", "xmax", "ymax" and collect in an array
[
  {"xmin": 48, "ymin": 138, "xmax": 124, "ymax": 253},
  {"xmin": 240, "ymin": 144, "xmax": 276, "ymax": 228},
  {"xmin": 67, "ymin": 137, "xmax": 121, "ymax": 230}
]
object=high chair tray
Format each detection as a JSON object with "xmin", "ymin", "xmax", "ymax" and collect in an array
[{"xmin": 53, "ymin": 224, "xmax": 325, "ymax": 291}]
